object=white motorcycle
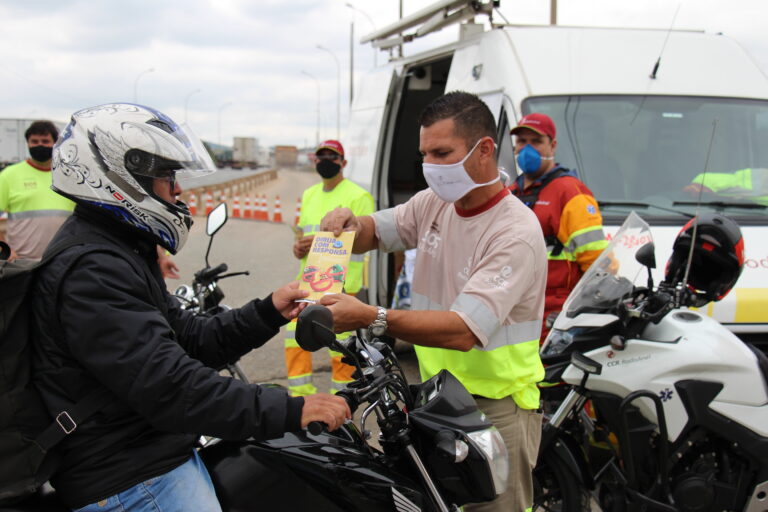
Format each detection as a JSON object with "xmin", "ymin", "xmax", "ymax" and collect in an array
[{"xmin": 534, "ymin": 212, "xmax": 768, "ymax": 512}]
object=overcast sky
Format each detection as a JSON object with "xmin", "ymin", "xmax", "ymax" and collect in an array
[{"xmin": 1, "ymin": 0, "xmax": 766, "ymax": 148}]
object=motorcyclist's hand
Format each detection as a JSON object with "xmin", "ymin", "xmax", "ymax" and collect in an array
[
  {"xmin": 301, "ymin": 393, "xmax": 351, "ymax": 431},
  {"xmin": 319, "ymin": 294, "xmax": 377, "ymax": 333},
  {"xmin": 156, "ymin": 245, "xmax": 180, "ymax": 279},
  {"xmin": 292, "ymin": 235, "xmax": 314, "ymax": 259},
  {"xmin": 158, "ymin": 255, "xmax": 180, "ymax": 279},
  {"xmin": 273, "ymin": 281, "xmax": 310, "ymax": 319},
  {"xmin": 320, "ymin": 207, "xmax": 359, "ymax": 237}
]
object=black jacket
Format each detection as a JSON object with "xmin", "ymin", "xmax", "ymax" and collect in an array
[{"xmin": 32, "ymin": 207, "xmax": 303, "ymax": 508}]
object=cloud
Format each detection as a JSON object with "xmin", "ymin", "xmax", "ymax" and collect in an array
[{"xmin": 1, "ymin": 0, "xmax": 765, "ymax": 149}]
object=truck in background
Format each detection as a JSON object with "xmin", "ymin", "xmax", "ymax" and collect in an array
[
  {"xmin": 274, "ymin": 145, "xmax": 298, "ymax": 167},
  {"xmin": 0, "ymin": 118, "xmax": 66, "ymax": 171},
  {"xmin": 232, "ymin": 136, "xmax": 259, "ymax": 169},
  {"xmin": 344, "ymin": 0, "xmax": 768, "ymax": 341}
]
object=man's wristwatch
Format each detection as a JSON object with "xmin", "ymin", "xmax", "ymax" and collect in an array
[{"xmin": 368, "ymin": 306, "xmax": 388, "ymax": 337}]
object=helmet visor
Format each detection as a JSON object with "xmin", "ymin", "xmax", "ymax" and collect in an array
[{"xmin": 120, "ymin": 120, "xmax": 216, "ymax": 180}]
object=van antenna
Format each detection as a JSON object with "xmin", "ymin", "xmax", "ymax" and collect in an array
[
  {"xmin": 650, "ymin": 3, "xmax": 681, "ymax": 80},
  {"xmin": 681, "ymin": 118, "xmax": 718, "ymax": 294}
]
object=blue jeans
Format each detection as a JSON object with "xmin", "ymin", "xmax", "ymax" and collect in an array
[{"xmin": 72, "ymin": 451, "xmax": 221, "ymax": 512}]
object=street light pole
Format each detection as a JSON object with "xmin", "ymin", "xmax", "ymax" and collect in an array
[
  {"xmin": 345, "ymin": 3, "xmax": 376, "ymax": 67},
  {"xmin": 217, "ymin": 101, "xmax": 233, "ymax": 146},
  {"xmin": 316, "ymin": 45, "xmax": 340, "ymax": 140},
  {"xmin": 301, "ymin": 70, "xmax": 321, "ymax": 146},
  {"xmin": 349, "ymin": 20, "xmax": 354, "ymax": 105},
  {"xmin": 133, "ymin": 67, "xmax": 155, "ymax": 103},
  {"xmin": 183, "ymin": 88, "xmax": 201, "ymax": 125}
]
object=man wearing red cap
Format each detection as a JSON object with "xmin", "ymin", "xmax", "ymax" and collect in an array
[
  {"xmin": 284, "ymin": 140, "xmax": 374, "ymax": 396},
  {"xmin": 508, "ymin": 113, "xmax": 608, "ymax": 339}
]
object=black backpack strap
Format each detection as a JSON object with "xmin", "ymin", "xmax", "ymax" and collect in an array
[
  {"xmin": 512, "ymin": 168, "xmax": 568, "ymax": 208},
  {"xmin": 33, "ymin": 234, "xmax": 169, "ymax": 451},
  {"xmin": 512, "ymin": 169, "xmax": 569, "ymax": 256},
  {"xmin": 34, "ymin": 386, "xmax": 114, "ymax": 452}
]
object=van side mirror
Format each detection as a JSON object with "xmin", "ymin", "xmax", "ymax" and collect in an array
[{"xmin": 296, "ymin": 305, "xmax": 337, "ymax": 352}]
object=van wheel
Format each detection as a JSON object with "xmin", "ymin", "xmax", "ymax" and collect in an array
[{"xmin": 533, "ymin": 449, "xmax": 590, "ymax": 512}]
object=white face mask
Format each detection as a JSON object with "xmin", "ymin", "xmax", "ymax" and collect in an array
[{"xmin": 422, "ymin": 139, "xmax": 500, "ymax": 203}]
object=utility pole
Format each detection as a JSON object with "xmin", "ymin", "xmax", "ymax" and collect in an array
[
  {"xmin": 550, "ymin": 0, "xmax": 557, "ymax": 25},
  {"xmin": 350, "ymin": 20, "xmax": 354, "ymax": 104}
]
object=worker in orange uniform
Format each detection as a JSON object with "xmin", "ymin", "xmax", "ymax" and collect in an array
[{"xmin": 508, "ymin": 113, "xmax": 609, "ymax": 340}]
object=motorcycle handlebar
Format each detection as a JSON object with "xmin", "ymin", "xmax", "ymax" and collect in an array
[
  {"xmin": 195, "ymin": 263, "xmax": 229, "ymax": 282},
  {"xmin": 307, "ymin": 421, "xmax": 327, "ymax": 436},
  {"xmin": 305, "ymin": 389, "xmax": 358, "ymax": 436}
]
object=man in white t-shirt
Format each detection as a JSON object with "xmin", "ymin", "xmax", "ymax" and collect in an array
[{"xmin": 320, "ymin": 91, "xmax": 547, "ymax": 512}]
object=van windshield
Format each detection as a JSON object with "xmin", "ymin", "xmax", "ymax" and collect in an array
[{"xmin": 519, "ymin": 95, "xmax": 768, "ymax": 223}]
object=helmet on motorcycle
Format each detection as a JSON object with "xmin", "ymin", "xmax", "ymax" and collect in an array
[
  {"xmin": 52, "ymin": 103, "xmax": 216, "ymax": 253},
  {"xmin": 664, "ymin": 213, "xmax": 744, "ymax": 307}
]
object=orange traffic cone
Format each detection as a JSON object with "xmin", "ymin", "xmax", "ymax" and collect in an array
[
  {"xmin": 272, "ymin": 195, "xmax": 283, "ymax": 223},
  {"xmin": 233, "ymin": 196, "xmax": 241, "ymax": 218},
  {"xmin": 293, "ymin": 197, "xmax": 301, "ymax": 226},
  {"xmin": 259, "ymin": 194, "xmax": 268, "ymax": 221},
  {"xmin": 188, "ymin": 193, "xmax": 198, "ymax": 216},
  {"xmin": 204, "ymin": 192, "xmax": 213, "ymax": 216},
  {"xmin": 244, "ymin": 196, "xmax": 252, "ymax": 219}
]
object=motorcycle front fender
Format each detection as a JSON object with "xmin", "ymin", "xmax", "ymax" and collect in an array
[{"xmin": 539, "ymin": 430, "xmax": 595, "ymax": 491}]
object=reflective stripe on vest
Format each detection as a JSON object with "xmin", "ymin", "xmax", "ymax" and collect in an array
[{"xmin": 411, "ymin": 292, "xmax": 543, "ymax": 408}]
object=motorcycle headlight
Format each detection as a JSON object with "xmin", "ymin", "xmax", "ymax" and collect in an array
[
  {"xmin": 540, "ymin": 328, "xmax": 575, "ymax": 356},
  {"xmin": 467, "ymin": 427, "xmax": 508, "ymax": 495}
]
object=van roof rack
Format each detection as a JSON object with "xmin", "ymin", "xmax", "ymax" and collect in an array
[{"xmin": 360, "ymin": 0, "xmax": 497, "ymax": 51}]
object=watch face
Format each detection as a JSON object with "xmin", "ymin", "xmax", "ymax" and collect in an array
[{"xmin": 371, "ymin": 325, "xmax": 386, "ymax": 336}]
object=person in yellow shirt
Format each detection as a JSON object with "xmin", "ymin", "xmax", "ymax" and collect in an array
[
  {"xmin": 0, "ymin": 120, "xmax": 73, "ymax": 261},
  {"xmin": 284, "ymin": 140, "xmax": 375, "ymax": 396}
]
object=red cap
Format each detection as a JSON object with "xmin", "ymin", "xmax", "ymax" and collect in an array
[
  {"xmin": 510, "ymin": 113, "xmax": 556, "ymax": 140},
  {"xmin": 316, "ymin": 140, "xmax": 344, "ymax": 157}
]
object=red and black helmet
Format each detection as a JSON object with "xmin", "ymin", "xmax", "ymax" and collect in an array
[{"xmin": 664, "ymin": 213, "xmax": 745, "ymax": 307}]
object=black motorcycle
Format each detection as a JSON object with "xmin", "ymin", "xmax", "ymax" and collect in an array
[{"xmin": 200, "ymin": 304, "xmax": 510, "ymax": 511}]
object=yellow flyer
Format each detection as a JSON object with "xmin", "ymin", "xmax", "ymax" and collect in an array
[{"xmin": 298, "ymin": 231, "xmax": 355, "ymax": 302}]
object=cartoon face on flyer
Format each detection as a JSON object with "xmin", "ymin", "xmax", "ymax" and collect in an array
[{"xmin": 298, "ymin": 231, "xmax": 355, "ymax": 302}]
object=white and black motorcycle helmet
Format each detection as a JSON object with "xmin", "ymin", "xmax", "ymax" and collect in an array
[{"xmin": 52, "ymin": 103, "xmax": 215, "ymax": 253}]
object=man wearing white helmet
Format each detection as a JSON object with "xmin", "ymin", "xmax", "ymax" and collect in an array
[{"xmin": 30, "ymin": 103, "xmax": 350, "ymax": 511}]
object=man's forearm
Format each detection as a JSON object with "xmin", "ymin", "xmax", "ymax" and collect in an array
[
  {"xmin": 386, "ymin": 309, "xmax": 478, "ymax": 352},
  {"xmin": 352, "ymin": 215, "xmax": 378, "ymax": 254}
]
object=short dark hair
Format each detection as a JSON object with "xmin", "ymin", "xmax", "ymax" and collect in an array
[
  {"xmin": 25, "ymin": 120, "xmax": 59, "ymax": 143},
  {"xmin": 418, "ymin": 91, "xmax": 497, "ymax": 148}
]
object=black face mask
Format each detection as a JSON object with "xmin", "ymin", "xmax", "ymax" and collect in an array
[
  {"xmin": 316, "ymin": 159, "xmax": 341, "ymax": 179},
  {"xmin": 29, "ymin": 145, "xmax": 53, "ymax": 162}
]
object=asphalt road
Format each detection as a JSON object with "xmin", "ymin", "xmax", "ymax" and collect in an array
[{"xmin": 166, "ymin": 167, "xmax": 420, "ymax": 392}]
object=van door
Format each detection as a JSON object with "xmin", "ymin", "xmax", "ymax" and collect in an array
[{"xmin": 374, "ymin": 54, "xmax": 454, "ymax": 308}]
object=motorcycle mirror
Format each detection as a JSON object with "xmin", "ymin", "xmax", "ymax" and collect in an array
[
  {"xmin": 206, "ymin": 203, "xmax": 228, "ymax": 237},
  {"xmin": 204, "ymin": 203, "xmax": 228, "ymax": 267},
  {"xmin": 296, "ymin": 304, "xmax": 336, "ymax": 352},
  {"xmin": 635, "ymin": 242, "xmax": 656, "ymax": 269},
  {"xmin": 636, "ymin": 242, "xmax": 656, "ymax": 289}
]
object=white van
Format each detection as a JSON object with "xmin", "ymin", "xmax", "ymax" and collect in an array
[{"xmin": 344, "ymin": 1, "xmax": 768, "ymax": 342}]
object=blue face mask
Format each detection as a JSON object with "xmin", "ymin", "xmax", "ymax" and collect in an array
[{"xmin": 516, "ymin": 144, "xmax": 546, "ymax": 174}]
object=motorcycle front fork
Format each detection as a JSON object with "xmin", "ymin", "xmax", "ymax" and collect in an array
[
  {"xmin": 548, "ymin": 389, "xmax": 588, "ymax": 430},
  {"xmin": 404, "ymin": 443, "xmax": 457, "ymax": 512}
]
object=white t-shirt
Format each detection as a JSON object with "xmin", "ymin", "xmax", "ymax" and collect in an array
[{"xmin": 372, "ymin": 187, "xmax": 546, "ymax": 350}]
